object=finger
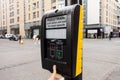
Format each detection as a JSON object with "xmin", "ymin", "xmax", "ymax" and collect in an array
[
  {"xmin": 51, "ymin": 65, "xmax": 56, "ymax": 78},
  {"xmin": 52, "ymin": 65, "xmax": 56, "ymax": 76}
]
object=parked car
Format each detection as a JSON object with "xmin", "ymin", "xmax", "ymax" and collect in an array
[
  {"xmin": 9, "ymin": 35, "xmax": 18, "ymax": 41},
  {"xmin": 0, "ymin": 35, "xmax": 5, "ymax": 39},
  {"xmin": 5, "ymin": 34, "xmax": 13, "ymax": 39}
]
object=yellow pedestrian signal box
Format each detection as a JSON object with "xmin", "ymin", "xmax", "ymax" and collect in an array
[{"xmin": 41, "ymin": 4, "xmax": 83, "ymax": 79}]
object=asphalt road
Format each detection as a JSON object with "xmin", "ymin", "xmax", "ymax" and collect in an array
[{"xmin": 0, "ymin": 38, "xmax": 120, "ymax": 80}]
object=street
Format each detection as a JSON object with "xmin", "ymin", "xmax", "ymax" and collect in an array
[{"xmin": 0, "ymin": 39, "xmax": 120, "ymax": 80}]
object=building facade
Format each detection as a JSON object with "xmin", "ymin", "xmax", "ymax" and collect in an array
[
  {"xmin": 0, "ymin": 0, "xmax": 65, "ymax": 38},
  {"xmin": 25, "ymin": 0, "xmax": 42, "ymax": 38},
  {"xmin": 0, "ymin": 0, "xmax": 7, "ymax": 35},
  {"xmin": 6, "ymin": 0, "xmax": 25, "ymax": 37},
  {"xmin": 44, "ymin": 0, "xmax": 65, "ymax": 12},
  {"xmin": 83, "ymin": 0, "xmax": 120, "ymax": 38}
]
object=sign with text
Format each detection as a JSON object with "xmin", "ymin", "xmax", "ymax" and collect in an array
[{"xmin": 46, "ymin": 15, "xmax": 67, "ymax": 29}]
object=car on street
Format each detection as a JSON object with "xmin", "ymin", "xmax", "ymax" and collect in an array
[
  {"xmin": 0, "ymin": 35, "xmax": 5, "ymax": 39},
  {"xmin": 9, "ymin": 35, "xmax": 18, "ymax": 41},
  {"xmin": 5, "ymin": 34, "xmax": 13, "ymax": 39}
]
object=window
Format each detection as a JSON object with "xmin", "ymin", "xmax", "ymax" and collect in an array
[
  {"xmin": 52, "ymin": 6, "xmax": 56, "ymax": 9},
  {"xmin": 9, "ymin": 0, "xmax": 14, "ymax": 4},
  {"xmin": 106, "ymin": 11, "xmax": 108, "ymax": 16},
  {"xmin": 17, "ymin": 9, "xmax": 19, "ymax": 14},
  {"xmin": 106, "ymin": 17, "xmax": 108, "ymax": 22},
  {"xmin": 33, "ymin": 12, "xmax": 36, "ymax": 19},
  {"xmin": 9, "ymin": 0, "xmax": 12, "ymax": 4},
  {"xmin": 3, "ymin": 21, "xmax": 5, "ymax": 25},
  {"xmin": 3, "ymin": 4, "xmax": 4, "ymax": 8},
  {"xmin": 32, "ymin": 3, "xmax": 36, "ymax": 9},
  {"xmin": 28, "ymin": 5, "xmax": 30, "ymax": 11},
  {"xmin": 29, "ymin": 14, "xmax": 30, "ymax": 20},
  {"xmin": 28, "ymin": 0, "xmax": 30, "ymax": 3},
  {"xmin": 37, "ymin": 11, "xmax": 39, "ymax": 17},
  {"xmin": 51, "ymin": 0, "xmax": 56, "ymax": 3},
  {"xmin": 10, "ymin": 5, "xmax": 14, "ymax": 11},
  {"xmin": 10, "ymin": 11, "xmax": 14, "ymax": 17},
  {"xmin": 37, "ymin": 1, "xmax": 39, "ymax": 8},
  {"xmin": 9, "ymin": 6, "xmax": 11, "ymax": 11},
  {"xmin": 106, "ymin": 4, "xmax": 108, "ymax": 9},
  {"xmin": 10, "ymin": 18, "xmax": 14, "ymax": 23},
  {"xmin": 17, "ymin": 17, "xmax": 19, "ymax": 22},
  {"xmin": 3, "ymin": 15, "xmax": 5, "ymax": 19},
  {"xmin": 3, "ymin": 10, "xmax": 5, "ymax": 13},
  {"xmin": 17, "ymin": 2, "xmax": 19, "ymax": 7},
  {"xmin": 12, "ymin": 0, "xmax": 14, "ymax": 3}
]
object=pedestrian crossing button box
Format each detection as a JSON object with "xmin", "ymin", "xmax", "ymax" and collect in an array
[{"xmin": 41, "ymin": 4, "xmax": 83, "ymax": 79}]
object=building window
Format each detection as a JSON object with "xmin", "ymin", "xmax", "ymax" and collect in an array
[
  {"xmin": 9, "ymin": 0, "xmax": 14, "ymax": 4},
  {"xmin": 106, "ymin": 17, "xmax": 108, "ymax": 22},
  {"xmin": 9, "ymin": 0, "xmax": 12, "ymax": 4},
  {"xmin": 106, "ymin": 11, "xmax": 108, "ymax": 16},
  {"xmin": 3, "ymin": 10, "xmax": 5, "ymax": 13},
  {"xmin": 106, "ymin": 4, "xmax": 108, "ymax": 9},
  {"xmin": 37, "ymin": 1, "xmax": 39, "ymax": 8},
  {"xmin": 9, "ymin": 5, "xmax": 14, "ymax": 11},
  {"xmin": 29, "ymin": 14, "xmax": 30, "ymax": 20},
  {"xmin": 10, "ymin": 18, "xmax": 14, "ymax": 23},
  {"xmin": 32, "ymin": 3, "xmax": 36, "ymax": 9},
  {"xmin": 3, "ymin": 15, "xmax": 5, "ymax": 19},
  {"xmin": 10, "ymin": 11, "xmax": 14, "ymax": 17},
  {"xmin": 3, "ymin": 4, "xmax": 4, "ymax": 8},
  {"xmin": 52, "ymin": 6, "xmax": 56, "ymax": 9},
  {"xmin": 28, "ymin": 5, "xmax": 30, "ymax": 11},
  {"xmin": 10, "ymin": 5, "xmax": 14, "ymax": 11},
  {"xmin": 33, "ymin": 12, "xmax": 36, "ymax": 19},
  {"xmin": 3, "ymin": 21, "xmax": 5, "ymax": 25},
  {"xmin": 12, "ymin": 0, "xmax": 14, "ymax": 3},
  {"xmin": 17, "ymin": 17, "xmax": 19, "ymax": 22},
  {"xmin": 28, "ymin": 0, "xmax": 30, "ymax": 3},
  {"xmin": 17, "ymin": 2, "xmax": 19, "ymax": 7},
  {"xmin": 51, "ymin": 0, "xmax": 56, "ymax": 3},
  {"xmin": 17, "ymin": 9, "xmax": 19, "ymax": 14},
  {"xmin": 37, "ymin": 11, "xmax": 39, "ymax": 17}
]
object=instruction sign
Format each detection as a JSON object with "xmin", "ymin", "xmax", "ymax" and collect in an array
[{"xmin": 46, "ymin": 15, "xmax": 67, "ymax": 28}]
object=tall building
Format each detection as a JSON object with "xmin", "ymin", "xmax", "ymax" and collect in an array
[
  {"xmin": 6, "ymin": 0, "xmax": 25, "ymax": 37},
  {"xmin": 0, "ymin": 0, "xmax": 65, "ymax": 38},
  {"xmin": 0, "ymin": 0, "xmax": 7, "ymax": 35},
  {"xmin": 0, "ymin": 0, "xmax": 2, "ymax": 34},
  {"xmin": 83, "ymin": 0, "xmax": 120, "ymax": 38},
  {"xmin": 25, "ymin": 0, "xmax": 42, "ymax": 38},
  {"xmin": 24, "ymin": 0, "xmax": 65, "ymax": 38},
  {"xmin": 44, "ymin": 0, "xmax": 65, "ymax": 12}
]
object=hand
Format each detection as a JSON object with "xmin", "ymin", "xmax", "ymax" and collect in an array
[{"xmin": 48, "ymin": 65, "xmax": 64, "ymax": 80}]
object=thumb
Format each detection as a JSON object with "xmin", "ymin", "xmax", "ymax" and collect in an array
[{"xmin": 52, "ymin": 65, "xmax": 57, "ymax": 77}]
